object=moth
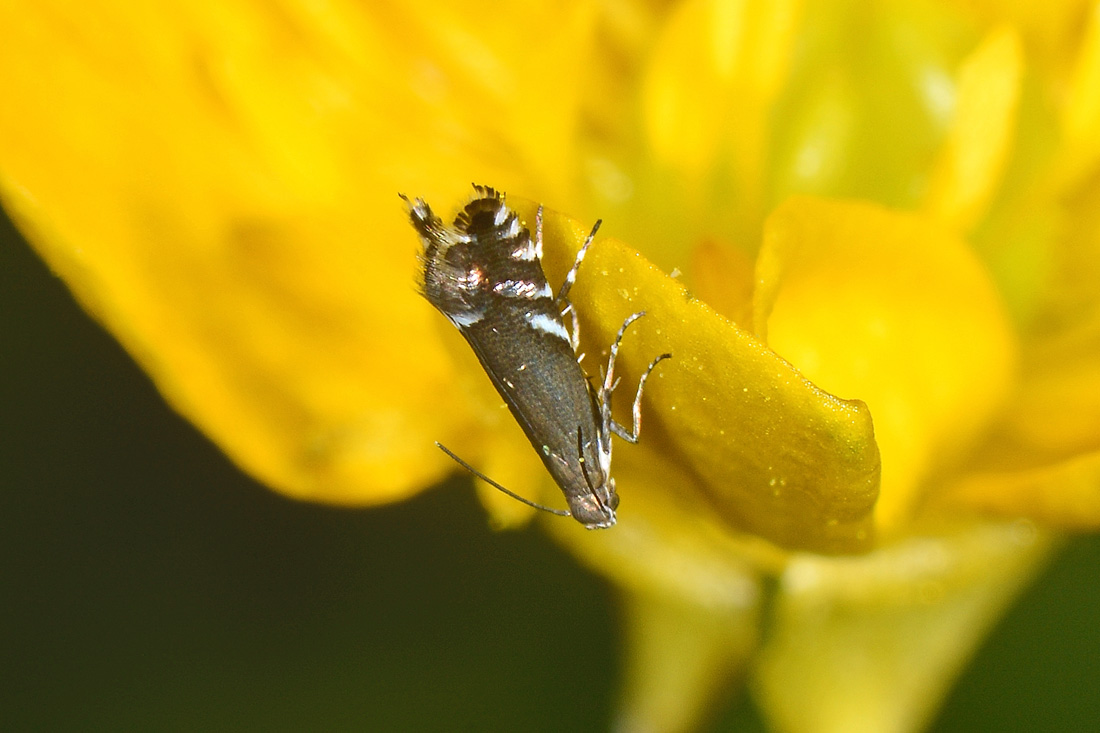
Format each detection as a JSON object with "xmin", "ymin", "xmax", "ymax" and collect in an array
[{"xmin": 402, "ymin": 184, "xmax": 669, "ymax": 529}]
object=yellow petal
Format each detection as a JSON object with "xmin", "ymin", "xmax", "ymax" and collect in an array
[
  {"xmin": 523, "ymin": 199, "xmax": 880, "ymax": 555},
  {"xmin": 641, "ymin": 0, "xmax": 800, "ymax": 203},
  {"xmin": 1002, "ymin": 320, "xmax": 1100, "ymax": 460},
  {"xmin": 690, "ymin": 238, "xmax": 757, "ymax": 328},
  {"xmin": 960, "ymin": 0, "xmax": 1091, "ymax": 64},
  {"xmin": 0, "ymin": 3, "xmax": 594, "ymax": 506},
  {"xmin": 754, "ymin": 197, "xmax": 1017, "ymax": 532},
  {"xmin": 924, "ymin": 27, "xmax": 1023, "ymax": 231},
  {"xmin": 616, "ymin": 586, "xmax": 759, "ymax": 733},
  {"xmin": 0, "ymin": 5, "xmax": 430, "ymax": 503},
  {"xmin": 1057, "ymin": 1, "xmax": 1100, "ymax": 188},
  {"xmin": 753, "ymin": 522, "xmax": 1052, "ymax": 733},
  {"xmin": 769, "ymin": 2, "xmax": 973, "ymax": 209},
  {"xmin": 939, "ymin": 452, "xmax": 1100, "ymax": 528},
  {"xmin": 1034, "ymin": 174, "xmax": 1100, "ymax": 347},
  {"xmin": 938, "ymin": 318, "xmax": 1100, "ymax": 527}
]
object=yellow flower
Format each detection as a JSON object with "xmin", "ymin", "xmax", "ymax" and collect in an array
[{"xmin": 2, "ymin": 1, "xmax": 1098, "ymax": 732}]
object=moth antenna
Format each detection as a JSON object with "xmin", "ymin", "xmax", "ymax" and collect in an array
[{"xmin": 435, "ymin": 442, "xmax": 571, "ymax": 517}]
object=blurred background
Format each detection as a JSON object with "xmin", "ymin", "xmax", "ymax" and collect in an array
[{"xmin": 2, "ymin": 206, "xmax": 1098, "ymax": 731}]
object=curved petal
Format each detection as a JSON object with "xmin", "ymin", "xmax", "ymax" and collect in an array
[
  {"xmin": 0, "ymin": 2, "xmax": 592, "ymax": 505},
  {"xmin": 752, "ymin": 521, "xmax": 1052, "ymax": 733},
  {"xmin": 525, "ymin": 199, "xmax": 880, "ymax": 555},
  {"xmin": 753, "ymin": 197, "xmax": 1017, "ymax": 532},
  {"xmin": 615, "ymin": 586, "xmax": 759, "ymax": 733},
  {"xmin": 1001, "ymin": 318, "xmax": 1100, "ymax": 461},
  {"xmin": 1057, "ymin": 0, "xmax": 1100, "ymax": 189},
  {"xmin": 923, "ymin": 26, "xmax": 1023, "ymax": 231},
  {"xmin": 938, "ymin": 317, "xmax": 1100, "ymax": 527},
  {"xmin": 641, "ymin": 0, "xmax": 801, "ymax": 198},
  {"xmin": 768, "ymin": 1, "xmax": 972, "ymax": 209},
  {"xmin": 938, "ymin": 452, "xmax": 1100, "ymax": 528}
]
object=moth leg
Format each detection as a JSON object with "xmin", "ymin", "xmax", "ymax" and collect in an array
[
  {"xmin": 601, "ymin": 311, "xmax": 671, "ymax": 444},
  {"xmin": 598, "ymin": 310, "xmax": 642, "ymax": 446},
  {"xmin": 602, "ymin": 311, "xmax": 645, "ymax": 395},
  {"xmin": 611, "ymin": 351, "xmax": 671, "ymax": 443},
  {"xmin": 556, "ymin": 218, "xmax": 602, "ymax": 305},
  {"xmin": 561, "ymin": 301, "xmax": 582, "ymax": 356},
  {"xmin": 535, "ymin": 203, "xmax": 544, "ymax": 258}
]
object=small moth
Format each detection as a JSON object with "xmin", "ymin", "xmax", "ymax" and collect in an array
[{"xmin": 402, "ymin": 184, "xmax": 669, "ymax": 529}]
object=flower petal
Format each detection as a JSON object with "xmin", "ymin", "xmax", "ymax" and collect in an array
[
  {"xmin": 923, "ymin": 27, "xmax": 1023, "ymax": 231},
  {"xmin": 0, "ymin": 3, "xmax": 586, "ymax": 505},
  {"xmin": 641, "ymin": 0, "xmax": 800, "ymax": 202},
  {"xmin": 753, "ymin": 197, "xmax": 1017, "ymax": 532},
  {"xmin": 752, "ymin": 522, "xmax": 1052, "ymax": 733},
  {"xmin": 936, "ymin": 317, "xmax": 1100, "ymax": 527},
  {"xmin": 939, "ymin": 452, "xmax": 1100, "ymax": 528},
  {"xmin": 691, "ymin": 238, "xmax": 757, "ymax": 328},
  {"xmin": 1058, "ymin": 0, "xmax": 1100, "ymax": 188},
  {"xmin": 1001, "ymin": 320, "xmax": 1100, "ymax": 460},
  {"xmin": 615, "ymin": 586, "xmax": 759, "ymax": 733},
  {"xmin": 524, "ymin": 199, "xmax": 880, "ymax": 554},
  {"xmin": 768, "ymin": 2, "xmax": 972, "ymax": 209}
]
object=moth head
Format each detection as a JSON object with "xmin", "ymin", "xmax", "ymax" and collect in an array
[
  {"xmin": 568, "ymin": 489, "xmax": 617, "ymax": 529},
  {"xmin": 568, "ymin": 454, "xmax": 619, "ymax": 530}
]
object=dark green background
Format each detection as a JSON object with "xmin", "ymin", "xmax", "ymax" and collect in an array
[{"xmin": 2, "ymin": 208, "xmax": 1098, "ymax": 732}]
